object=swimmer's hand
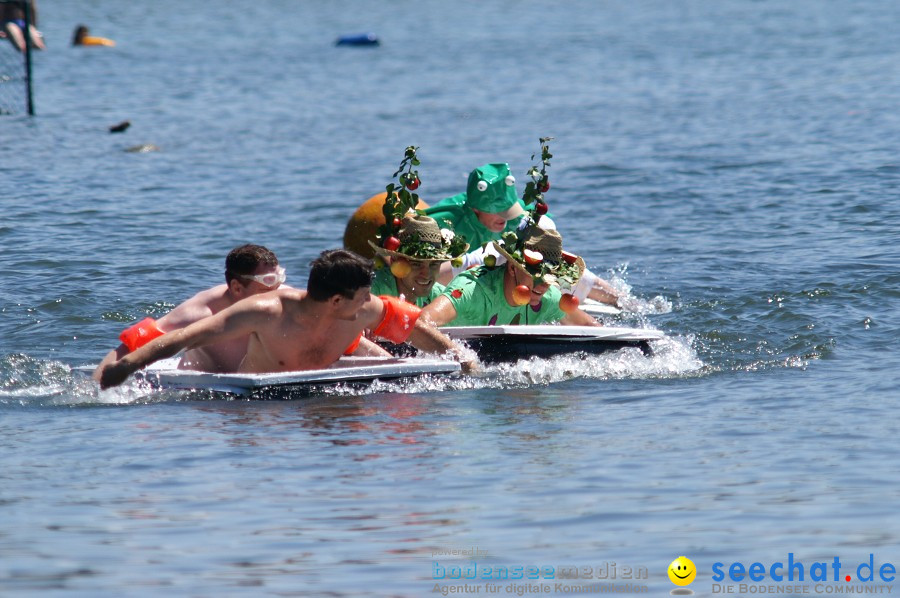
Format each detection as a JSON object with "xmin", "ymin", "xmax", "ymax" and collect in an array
[
  {"xmin": 99, "ymin": 360, "xmax": 137, "ymax": 389},
  {"xmin": 459, "ymin": 358, "xmax": 479, "ymax": 375}
]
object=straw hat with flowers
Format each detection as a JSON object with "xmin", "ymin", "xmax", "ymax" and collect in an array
[
  {"xmin": 371, "ymin": 146, "xmax": 469, "ymax": 271},
  {"xmin": 369, "ymin": 213, "xmax": 469, "ymax": 263},
  {"xmin": 487, "ymin": 137, "xmax": 590, "ymax": 313},
  {"xmin": 493, "ymin": 225, "xmax": 585, "ymax": 290}
]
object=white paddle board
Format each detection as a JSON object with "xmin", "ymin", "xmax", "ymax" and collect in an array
[
  {"xmin": 83, "ymin": 356, "xmax": 461, "ymax": 396},
  {"xmin": 581, "ymin": 299, "xmax": 622, "ymax": 317},
  {"xmin": 441, "ymin": 325, "xmax": 664, "ymax": 362}
]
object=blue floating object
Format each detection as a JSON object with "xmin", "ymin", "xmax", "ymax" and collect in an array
[{"xmin": 336, "ymin": 33, "xmax": 380, "ymax": 47}]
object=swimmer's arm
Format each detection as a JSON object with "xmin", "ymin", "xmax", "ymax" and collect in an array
[
  {"xmin": 419, "ymin": 295, "xmax": 458, "ymax": 328},
  {"xmin": 587, "ymin": 281, "xmax": 620, "ymax": 306},
  {"xmin": 92, "ymin": 344, "xmax": 130, "ymax": 382},
  {"xmin": 560, "ymin": 308, "xmax": 602, "ymax": 327},
  {"xmin": 407, "ymin": 318, "xmax": 477, "ymax": 374},
  {"xmin": 91, "ymin": 301, "xmax": 211, "ymax": 382},
  {"xmin": 436, "ymin": 245, "xmax": 500, "ymax": 285},
  {"xmin": 352, "ymin": 336, "xmax": 391, "ymax": 357},
  {"xmin": 358, "ymin": 294, "xmax": 475, "ymax": 371},
  {"xmin": 98, "ymin": 300, "xmax": 272, "ymax": 389}
]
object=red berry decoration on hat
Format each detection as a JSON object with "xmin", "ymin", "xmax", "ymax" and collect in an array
[
  {"xmin": 373, "ymin": 147, "xmax": 469, "ymax": 262},
  {"xmin": 559, "ymin": 293, "xmax": 579, "ymax": 313},
  {"xmin": 523, "ymin": 249, "xmax": 543, "ymax": 266},
  {"xmin": 512, "ymin": 284, "xmax": 532, "ymax": 306},
  {"xmin": 522, "ymin": 137, "xmax": 554, "ymax": 227},
  {"xmin": 377, "ymin": 146, "xmax": 424, "ymax": 249}
]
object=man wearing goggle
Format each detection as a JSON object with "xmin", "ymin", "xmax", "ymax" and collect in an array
[
  {"xmin": 97, "ymin": 249, "xmax": 476, "ymax": 390},
  {"xmin": 93, "ymin": 244, "xmax": 287, "ymax": 379},
  {"xmin": 238, "ymin": 265, "xmax": 286, "ymax": 289}
]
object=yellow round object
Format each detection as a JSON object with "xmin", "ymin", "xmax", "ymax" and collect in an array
[
  {"xmin": 390, "ymin": 258, "xmax": 411, "ymax": 279},
  {"xmin": 667, "ymin": 556, "xmax": 696, "ymax": 586},
  {"xmin": 512, "ymin": 284, "xmax": 531, "ymax": 306},
  {"xmin": 343, "ymin": 192, "xmax": 429, "ymax": 258}
]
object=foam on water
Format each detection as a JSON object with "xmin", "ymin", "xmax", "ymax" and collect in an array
[
  {"xmin": 0, "ymin": 332, "xmax": 703, "ymax": 406},
  {"xmin": 606, "ymin": 265, "xmax": 674, "ymax": 317}
]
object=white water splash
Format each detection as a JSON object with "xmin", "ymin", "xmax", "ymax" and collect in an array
[
  {"xmin": 1, "ymin": 332, "xmax": 703, "ymax": 406},
  {"xmin": 362, "ymin": 334, "xmax": 703, "ymax": 395},
  {"xmin": 605, "ymin": 265, "xmax": 673, "ymax": 317}
]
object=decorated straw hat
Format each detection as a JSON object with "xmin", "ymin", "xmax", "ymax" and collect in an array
[
  {"xmin": 369, "ymin": 214, "xmax": 469, "ymax": 263},
  {"xmin": 492, "ymin": 225, "xmax": 585, "ymax": 288},
  {"xmin": 465, "ymin": 163, "xmax": 525, "ymax": 220}
]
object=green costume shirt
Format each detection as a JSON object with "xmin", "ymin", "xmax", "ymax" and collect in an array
[
  {"xmin": 424, "ymin": 192, "xmax": 525, "ymax": 250},
  {"xmin": 440, "ymin": 266, "xmax": 565, "ymax": 326},
  {"xmin": 370, "ymin": 267, "xmax": 446, "ymax": 308}
]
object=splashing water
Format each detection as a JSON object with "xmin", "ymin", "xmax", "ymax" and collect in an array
[
  {"xmin": 0, "ymin": 332, "xmax": 702, "ymax": 406},
  {"xmin": 605, "ymin": 265, "xmax": 673, "ymax": 317}
]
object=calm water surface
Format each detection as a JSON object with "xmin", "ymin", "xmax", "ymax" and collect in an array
[{"xmin": 2, "ymin": 0, "xmax": 899, "ymax": 596}]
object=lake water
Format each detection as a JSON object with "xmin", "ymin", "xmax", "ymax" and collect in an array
[{"xmin": 2, "ymin": 1, "xmax": 899, "ymax": 596}]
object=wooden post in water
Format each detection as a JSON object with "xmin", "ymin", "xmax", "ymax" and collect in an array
[{"xmin": 22, "ymin": 0, "xmax": 34, "ymax": 115}]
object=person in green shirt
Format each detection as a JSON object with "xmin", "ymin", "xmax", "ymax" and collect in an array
[
  {"xmin": 368, "ymin": 213, "xmax": 469, "ymax": 308},
  {"xmin": 421, "ymin": 226, "xmax": 599, "ymax": 328},
  {"xmin": 426, "ymin": 161, "xmax": 621, "ymax": 308},
  {"xmin": 424, "ymin": 163, "xmax": 525, "ymax": 251}
]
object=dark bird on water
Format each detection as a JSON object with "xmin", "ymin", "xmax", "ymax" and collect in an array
[{"xmin": 109, "ymin": 120, "xmax": 131, "ymax": 133}]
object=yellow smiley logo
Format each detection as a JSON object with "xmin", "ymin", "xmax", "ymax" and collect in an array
[{"xmin": 668, "ymin": 556, "xmax": 697, "ymax": 586}]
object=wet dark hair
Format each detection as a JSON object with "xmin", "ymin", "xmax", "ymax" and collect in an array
[
  {"xmin": 224, "ymin": 244, "xmax": 279, "ymax": 284},
  {"xmin": 72, "ymin": 25, "xmax": 89, "ymax": 45},
  {"xmin": 306, "ymin": 249, "xmax": 373, "ymax": 302}
]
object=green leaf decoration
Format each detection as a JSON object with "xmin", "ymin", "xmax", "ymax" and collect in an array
[{"xmin": 520, "ymin": 137, "xmax": 555, "ymax": 227}]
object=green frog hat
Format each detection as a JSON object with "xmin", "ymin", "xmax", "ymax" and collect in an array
[
  {"xmin": 466, "ymin": 163, "xmax": 525, "ymax": 220},
  {"xmin": 369, "ymin": 214, "xmax": 469, "ymax": 263}
]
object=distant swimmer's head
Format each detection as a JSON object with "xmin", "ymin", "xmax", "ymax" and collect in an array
[
  {"xmin": 72, "ymin": 24, "xmax": 116, "ymax": 47},
  {"xmin": 465, "ymin": 163, "xmax": 524, "ymax": 231},
  {"xmin": 225, "ymin": 244, "xmax": 283, "ymax": 294},
  {"xmin": 72, "ymin": 25, "xmax": 90, "ymax": 46}
]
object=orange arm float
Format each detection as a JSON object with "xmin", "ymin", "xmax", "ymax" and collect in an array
[
  {"xmin": 82, "ymin": 36, "xmax": 116, "ymax": 47},
  {"xmin": 372, "ymin": 295, "xmax": 421, "ymax": 344},
  {"xmin": 343, "ymin": 332, "xmax": 363, "ymax": 355},
  {"xmin": 119, "ymin": 317, "xmax": 165, "ymax": 352}
]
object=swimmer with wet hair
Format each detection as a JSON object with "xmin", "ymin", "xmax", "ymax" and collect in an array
[
  {"xmin": 93, "ymin": 244, "xmax": 287, "ymax": 378},
  {"xmin": 97, "ymin": 249, "xmax": 475, "ymax": 389}
]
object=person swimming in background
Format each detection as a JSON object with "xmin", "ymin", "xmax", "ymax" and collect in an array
[
  {"xmin": 0, "ymin": 0, "xmax": 45, "ymax": 52},
  {"xmin": 71, "ymin": 24, "xmax": 115, "ymax": 47}
]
